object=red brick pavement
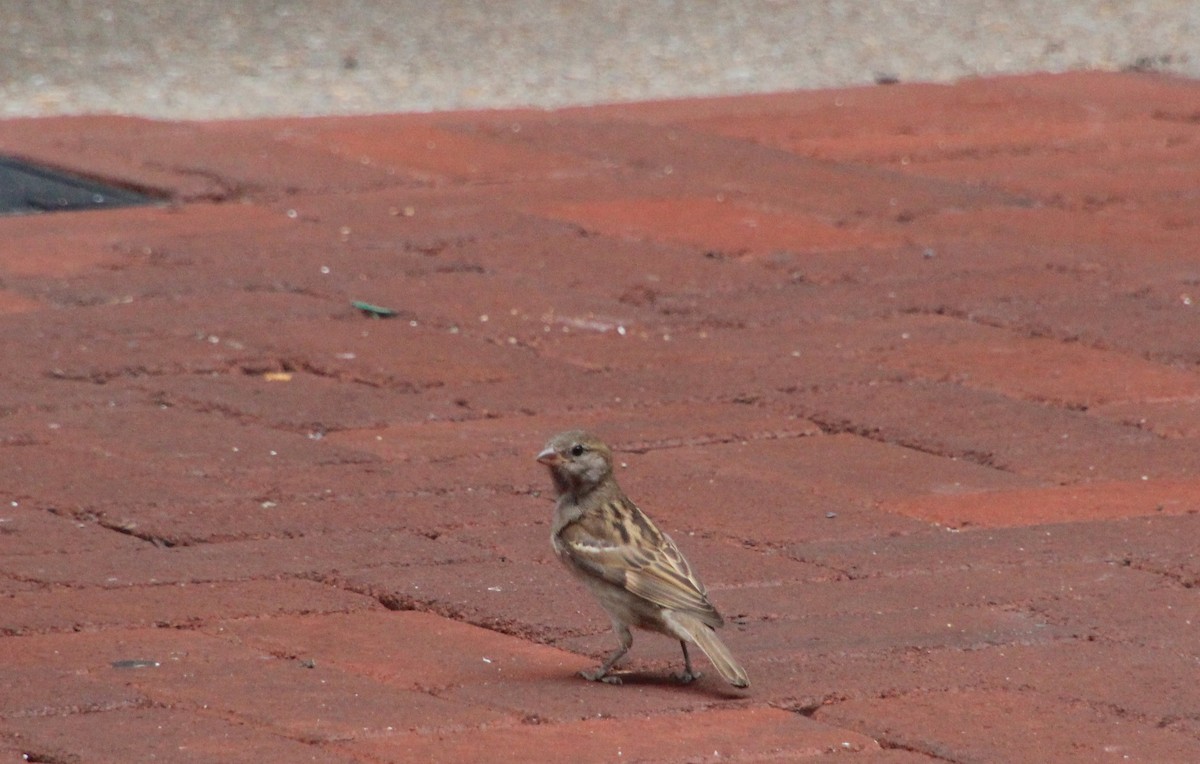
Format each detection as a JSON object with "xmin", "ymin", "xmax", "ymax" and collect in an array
[{"xmin": 0, "ymin": 71, "xmax": 1198, "ymax": 762}]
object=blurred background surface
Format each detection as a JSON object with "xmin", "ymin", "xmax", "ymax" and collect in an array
[{"xmin": 1, "ymin": 0, "xmax": 1197, "ymax": 119}]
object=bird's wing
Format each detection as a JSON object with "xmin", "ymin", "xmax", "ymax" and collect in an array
[{"xmin": 558, "ymin": 496, "xmax": 723, "ymax": 627}]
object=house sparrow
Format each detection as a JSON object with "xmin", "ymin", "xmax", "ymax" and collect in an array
[{"xmin": 537, "ymin": 430, "xmax": 749, "ymax": 688}]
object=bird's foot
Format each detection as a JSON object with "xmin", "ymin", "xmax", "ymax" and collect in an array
[
  {"xmin": 580, "ymin": 668, "xmax": 622, "ymax": 685},
  {"xmin": 672, "ymin": 669, "xmax": 702, "ymax": 685}
]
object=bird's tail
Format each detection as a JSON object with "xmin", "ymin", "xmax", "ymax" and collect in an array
[{"xmin": 668, "ymin": 611, "xmax": 750, "ymax": 688}]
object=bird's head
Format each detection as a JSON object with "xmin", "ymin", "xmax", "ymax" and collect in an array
[{"xmin": 536, "ymin": 430, "xmax": 613, "ymax": 497}]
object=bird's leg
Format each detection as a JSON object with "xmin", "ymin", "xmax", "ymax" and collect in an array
[
  {"xmin": 581, "ymin": 624, "xmax": 631, "ymax": 685},
  {"xmin": 672, "ymin": 640, "xmax": 702, "ymax": 684}
]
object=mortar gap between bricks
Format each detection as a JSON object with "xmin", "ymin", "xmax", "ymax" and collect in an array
[
  {"xmin": 45, "ymin": 506, "xmax": 179, "ymax": 548},
  {"xmin": 19, "ymin": 750, "xmax": 75, "ymax": 764},
  {"xmin": 329, "ymin": 579, "xmax": 565, "ymax": 643},
  {"xmin": 1066, "ymin": 696, "xmax": 1175, "ymax": 729},
  {"xmin": 776, "ymin": 697, "xmax": 823, "ymax": 717},
  {"xmin": 616, "ymin": 428, "xmax": 816, "ymax": 455},
  {"xmin": 799, "ymin": 690, "xmax": 966, "ymax": 761},
  {"xmin": 97, "ymin": 519, "xmax": 178, "ymax": 549},
  {"xmin": 1114, "ymin": 556, "xmax": 1198, "ymax": 590},
  {"xmin": 876, "ymin": 736, "xmax": 964, "ymax": 763},
  {"xmin": 139, "ymin": 160, "xmax": 249, "ymax": 202},
  {"xmin": 800, "ymin": 413, "xmax": 1003, "ymax": 471}
]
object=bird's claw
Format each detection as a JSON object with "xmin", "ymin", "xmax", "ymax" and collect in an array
[
  {"xmin": 580, "ymin": 668, "xmax": 622, "ymax": 685},
  {"xmin": 672, "ymin": 670, "xmax": 701, "ymax": 685}
]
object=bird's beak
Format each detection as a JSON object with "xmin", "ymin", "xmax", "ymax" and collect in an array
[{"xmin": 536, "ymin": 447, "xmax": 561, "ymax": 466}]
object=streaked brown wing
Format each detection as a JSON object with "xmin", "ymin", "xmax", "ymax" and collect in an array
[{"xmin": 559, "ymin": 496, "xmax": 723, "ymax": 627}]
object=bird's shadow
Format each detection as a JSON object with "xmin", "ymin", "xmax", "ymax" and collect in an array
[{"xmin": 579, "ymin": 669, "xmax": 749, "ymax": 699}]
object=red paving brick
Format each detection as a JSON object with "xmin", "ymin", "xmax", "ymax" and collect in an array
[
  {"xmin": 1, "ymin": 71, "xmax": 1199, "ymax": 761},
  {"xmin": 814, "ymin": 689, "xmax": 1200, "ymax": 763},
  {"xmin": 0, "ymin": 528, "xmax": 482, "ymax": 588},
  {"xmin": 1, "ymin": 579, "xmax": 377, "ymax": 634},
  {"xmin": 4, "ymin": 707, "xmax": 365, "ymax": 764},
  {"xmin": 883, "ymin": 478, "xmax": 1200, "ymax": 528},
  {"xmin": 347, "ymin": 707, "xmax": 880, "ymax": 763},
  {"xmin": 544, "ymin": 195, "xmax": 901, "ymax": 254}
]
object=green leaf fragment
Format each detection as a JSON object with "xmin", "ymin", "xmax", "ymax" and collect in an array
[{"xmin": 352, "ymin": 300, "xmax": 397, "ymax": 317}]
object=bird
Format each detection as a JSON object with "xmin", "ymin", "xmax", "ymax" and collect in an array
[{"xmin": 536, "ymin": 429, "xmax": 749, "ymax": 688}]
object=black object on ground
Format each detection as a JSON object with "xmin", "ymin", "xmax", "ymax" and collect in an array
[{"xmin": 0, "ymin": 156, "xmax": 157, "ymax": 215}]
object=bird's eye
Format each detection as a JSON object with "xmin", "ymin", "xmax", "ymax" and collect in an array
[{"xmin": 570, "ymin": 444, "xmax": 585, "ymax": 457}]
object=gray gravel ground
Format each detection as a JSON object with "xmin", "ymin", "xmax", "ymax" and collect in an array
[{"xmin": 1, "ymin": 0, "xmax": 1198, "ymax": 119}]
